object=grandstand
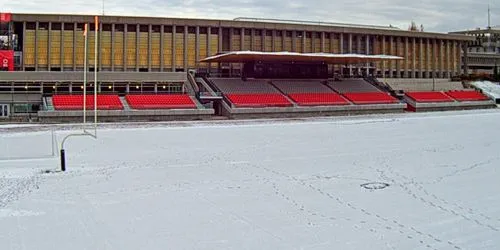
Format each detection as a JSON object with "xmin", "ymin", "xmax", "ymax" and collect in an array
[{"xmin": 0, "ymin": 12, "xmax": 495, "ymax": 121}]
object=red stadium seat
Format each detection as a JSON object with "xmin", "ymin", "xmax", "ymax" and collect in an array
[
  {"xmin": 226, "ymin": 93, "xmax": 292, "ymax": 107},
  {"xmin": 405, "ymin": 92, "xmax": 454, "ymax": 103},
  {"xmin": 52, "ymin": 95, "xmax": 123, "ymax": 110},
  {"xmin": 445, "ymin": 90, "xmax": 489, "ymax": 101},
  {"xmin": 125, "ymin": 94, "xmax": 197, "ymax": 109},
  {"xmin": 288, "ymin": 93, "xmax": 350, "ymax": 106},
  {"xmin": 342, "ymin": 92, "xmax": 398, "ymax": 104}
]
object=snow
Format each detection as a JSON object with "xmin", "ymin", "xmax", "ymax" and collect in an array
[
  {"xmin": 1, "ymin": 110, "xmax": 500, "ymax": 249},
  {"xmin": 470, "ymin": 81, "xmax": 500, "ymax": 100}
]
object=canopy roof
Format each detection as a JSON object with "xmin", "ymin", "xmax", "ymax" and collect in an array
[{"xmin": 200, "ymin": 51, "xmax": 403, "ymax": 64}]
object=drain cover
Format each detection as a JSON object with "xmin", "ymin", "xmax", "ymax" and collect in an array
[{"xmin": 361, "ymin": 182, "xmax": 390, "ymax": 190}]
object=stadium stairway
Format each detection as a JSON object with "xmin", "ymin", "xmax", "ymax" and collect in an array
[
  {"xmin": 119, "ymin": 96, "xmax": 132, "ymax": 111},
  {"xmin": 268, "ymin": 81, "xmax": 299, "ymax": 106},
  {"xmin": 44, "ymin": 96, "xmax": 55, "ymax": 111}
]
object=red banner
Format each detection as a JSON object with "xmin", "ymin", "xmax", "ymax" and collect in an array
[
  {"xmin": 0, "ymin": 13, "xmax": 11, "ymax": 22},
  {"xmin": 0, "ymin": 50, "xmax": 14, "ymax": 71}
]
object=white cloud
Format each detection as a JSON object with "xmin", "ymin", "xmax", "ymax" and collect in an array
[{"xmin": 0, "ymin": 0, "xmax": 495, "ymax": 32}]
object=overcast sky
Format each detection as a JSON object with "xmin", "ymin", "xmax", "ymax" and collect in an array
[{"xmin": 1, "ymin": 0, "xmax": 496, "ymax": 32}]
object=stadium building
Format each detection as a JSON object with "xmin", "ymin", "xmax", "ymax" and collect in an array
[{"xmin": 0, "ymin": 12, "xmax": 495, "ymax": 121}]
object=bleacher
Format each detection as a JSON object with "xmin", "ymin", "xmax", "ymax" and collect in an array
[
  {"xmin": 288, "ymin": 93, "xmax": 349, "ymax": 106},
  {"xmin": 343, "ymin": 92, "xmax": 399, "ymax": 104},
  {"xmin": 272, "ymin": 80, "xmax": 349, "ymax": 106},
  {"xmin": 327, "ymin": 79, "xmax": 382, "ymax": 93},
  {"xmin": 383, "ymin": 79, "xmax": 464, "ymax": 92},
  {"xmin": 210, "ymin": 78, "xmax": 292, "ymax": 107},
  {"xmin": 272, "ymin": 80, "xmax": 333, "ymax": 93},
  {"xmin": 445, "ymin": 90, "xmax": 489, "ymax": 102},
  {"xmin": 405, "ymin": 92, "xmax": 454, "ymax": 103},
  {"xmin": 125, "ymin": 94, "xmax": 197, "ymax": 109},
  {"xmin": 210, "ymin": 78, "xmax": 278, "ymax": 93},
  {"xmin": 52, "ymin": 95, "xmax": 123, "ymax": 110}
]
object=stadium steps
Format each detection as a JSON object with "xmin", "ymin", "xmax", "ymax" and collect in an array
[
  {"xmin": 44, "ymin": 96, "xmax": 55, "ymax": 111},
  {"xmin": 268, "ymin": 81, "xmax": 298, "ymax": 106},
  {"xmin": 189, "ymin": 96, "xmax": 205, "ymax": 109},
  {"xmin": 321, "ymin": 82, "xmax": 354, "ymax": 105},
  {"xmin": 119, "ymin": 96, "xmax": 132, "ymax": 111}
]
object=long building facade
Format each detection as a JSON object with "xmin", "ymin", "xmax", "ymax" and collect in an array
[{"xmin": 1, "ymin": 13, "xmax": 473, "ymax": 79}]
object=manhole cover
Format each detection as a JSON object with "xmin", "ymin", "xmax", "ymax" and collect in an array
[{"xmin": 360, "ymin": 182, "xmax": 390, "ymax": 190}]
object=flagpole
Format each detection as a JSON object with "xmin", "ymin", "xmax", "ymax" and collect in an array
[
  {"xmin": 94, "ymin": 16, "xmax": 98, "ymax": 136},
  {"xmin": 83, "ymin": 23, "xmax": 88, "ymax": 125}
]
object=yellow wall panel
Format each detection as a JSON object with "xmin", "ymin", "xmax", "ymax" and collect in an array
[
  {"xmin": 175, "ymin": 33, "xmax": 184, "ymax": 68},
  {"xmin": 274, "ymin": 37, "xmax": 283, "ymax": 52},
  {"xmin": 126, "ymin": 32, "xmax": 136, "ymax": 69},
  {"xmin": 50, "ymin": 31, "xmax": 61, "ymax": 66},
  {"xmin": 101, "ymin": 31, "xmax": 112, "ymax": 67},
  {"xmin": 114, "ymin": 32, "xmax": 124, "ymax": 68},
  {"xmin": 62, "ymin": 31, "xmax": 73, "ymax": 67},
  {"xmin": 198, "ymin": 34, "xmax": 208, "ymax": 67},
  {"xmin": 162, "ymin": 33, "xmax": 172, "ymax": 68},
  {"xmin": 151, "ymin": 33, "xmax": 160, "ymax": 68},
  {"xmin": 187, "ymin": 34, "xmax": 196, "ymax": 68},
  {"xmin": 264, "ymin": 36, "xmax": 272, "ymax": 52},
  {"xmin": 24, "ymin": 30, "xmax": 36, "ymax": 66},
  {"xmin": 37, "ymin": 30, "xmax": 48, "ymax": 66},
  {"xmin": 138, "ymin": 32, "xmax": 148, "ymax": 68}
]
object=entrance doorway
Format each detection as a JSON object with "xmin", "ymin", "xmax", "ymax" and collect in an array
[{"xmin": 0, "ymin": 104, "xmax": 9, "ymax": 118}]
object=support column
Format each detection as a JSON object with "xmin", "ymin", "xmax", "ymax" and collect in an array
[
  {"xmin": 218, "ymin": 26, "xmax": 222, "ymax": 73},
  {"xmin": 136, "ymin": 24, "xmax": 140, "ymax": 72},
  {"xmin": 291, "ymin": 30, "xmax": 296, "ymax": 51},
  {"xmin": 419, "ymin": 38, "xmax": 424, "ymax": 78},
  {"xmin": 195, "ymin": 26, "xmax": 200, "ymax": 68},
  {"xmin": 111, "ymin": 23, "xmax": 115, "ymax": 71},
  {"xmin": 272, "ymin": 30, "xmax": 276, "ymax": 51},
  {"xmin": 172, "ymin": 24, "xmax": 176, "ymax": 72},
  {"xmin": 412, "ymin": 37, "xmax": 416, "ymax": 78},
  {"xmin": 207, "ymin": 27, "xmax": 211, "ymax": 74},
  {"xmin": 60, "ymin": 22, "xmax": 64, "ymax": 71},
  {"xmin": 35, "ymin": 22, "xmax": 38, "ymax": 71},
  {"xmin": 160, "ymin": 25, "xmax": 164, "ymax": 72},
  {"xmin": 426, "ymin": 38, "xmax": 431, "ymax": 78},
  {"xmin": 320, "ymin": 32, "xmax": 325, "ymax": 52},
  {"xmin": 282, "ymin": 30, "xmax": 285, "ymax": 51},
  {"xmin": 99, "ymin": 22, "xmax": 103, "ymax": 71},
  {"xmin": 390, "ymin": 36, "xmax": 394, "ymax": 78},
  {"xmin": 366, "ymin": 35, "xmax": 370, "ymax": 76},
  {"xmin": 329, "ymin": 32, "xmax": 334, "ymax": 53},
  {"xmin": 251, "ymin": 29, "xmax": 256, "ymax": 51},
  {"xmin": 446, "ymin": 40, "xmax": 451, "ymax": 78},
  {"xmin": 434, "ymin": 39, "xmax": 438, "ymax": 78},
  {"xmin": 184, "ymin": 26, "xmax": 188, "ymax": 71},
  {"xmin": 262, "ymin": 28, "xmax": 266, "ymax": 52},
  {"xmin": 463, "ymin": 42, "xmax": 468, "ymax": 75},
  {"xmin": 240, "ymin": 28, "xmax": 244, "ymax": 50},
  {"xmin": 48, "ymin": 22, "xmax": 51, "ymax": 70},
  {"xmin": 404, "ymin": 36, "xmax": 408, "ymax": 78},
  {"xmin": 73, "ymin": 22, "xmax": 77, "ymax": 71},
  {"xmin": 381, "ymin": 35, "xmax": 386, "ymax": 78},
  {"xmin": 124, "ymin": 24, "xmax": 128, "ymax": 71},
  {"xmin": 302, "ymin": 31, "xmax": 306, "ymax": 52},
  {"xmin": 357, "ymin": 35, "xmax": 361, "ymax": 75},
  {"xmin": 22, "ymin": 22, "xmax": 26, "ymax": 71},
  {"xmin": 229, "ymin": 27, "xmax": 233, "ymax": 76},
  {"xmin": 396, "ymin": 37, "xmax": 401, "ymax": 78},
  {"xmin": 348, "ymin": 33, "xmax": 352, "ymax": 76},
  {"xmin": 148, "ymin": 24, "xmax": 152, "ymax": 72}
]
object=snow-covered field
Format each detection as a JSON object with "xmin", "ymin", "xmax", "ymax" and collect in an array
[{"xmin": 1, "ymin": 110, "xmax": 500, "ymax": 250}]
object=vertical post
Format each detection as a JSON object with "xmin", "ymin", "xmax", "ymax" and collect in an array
[
  {"xmin": 160, "ymin": 24, "xmax": 164, "ymax": 72},
  {"xmin": 172, "ymin": 24, "xmax": 176, "ymax": 72},
  {"xmin": 94, "ymin": 17, "xmax": 98, "ymax": 133},
  {"xmin": 22, "ymin": 21, "xmax": 26, "ymax": 71},
  {"xmin": 83, "ymin": 23, "xmax": 88, "ymax": 124},
  {"xmin": 60, "ymin": 149, "xmax": 66, "ymax": 172}
]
